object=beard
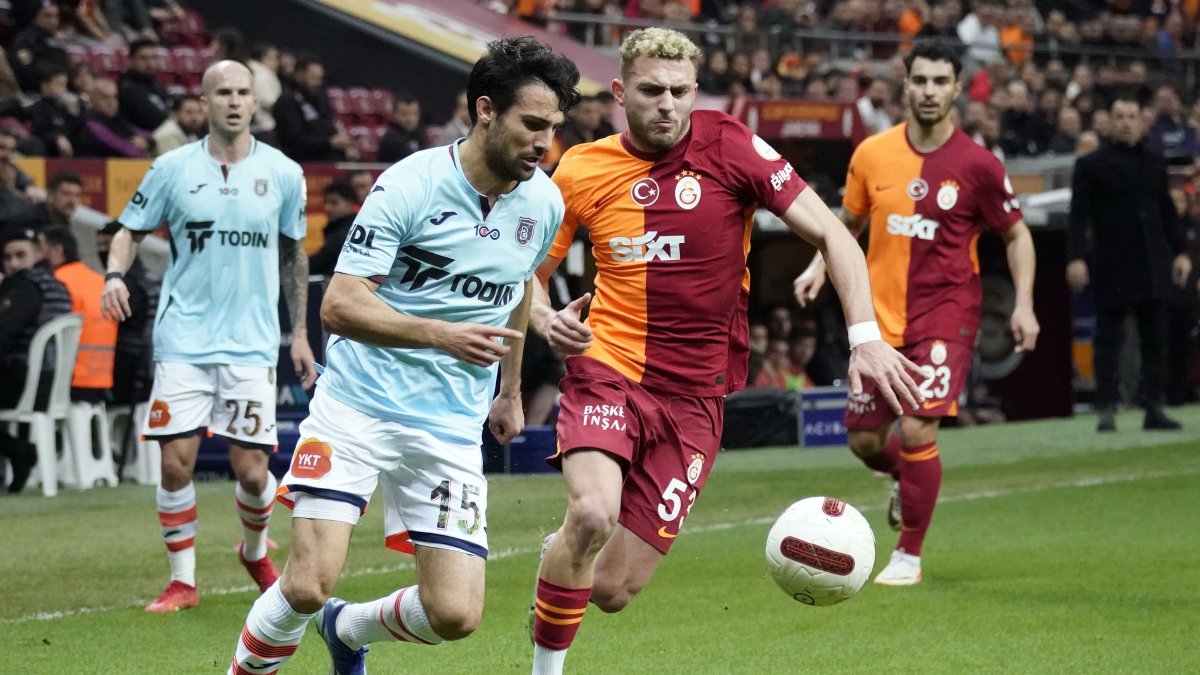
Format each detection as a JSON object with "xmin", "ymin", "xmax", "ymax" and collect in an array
[
  {"xmin": 483, "ymin": 124, "xmax": 536, "ymax": 184},
  {"xmin": 631, "ymin": 112, "xmax": 684, "ymax": 151},
  {"xmin": 909, "ymin": 100, "xmax": 951, "ymax": 127}
]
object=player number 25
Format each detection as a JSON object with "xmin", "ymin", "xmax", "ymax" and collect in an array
[
  {"xmin": 224, "ymin": 400, "xmax": 263, "ymax": 437},
  {"xmin": 657, "ymin": 477, "xmax": 697, "ymax": 525},
  {"xmin": 918, "ymin": 365, "xmax": 952, "ymax": 400}
]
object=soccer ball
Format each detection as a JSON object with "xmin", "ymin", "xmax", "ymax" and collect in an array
[{"xmin": 764, "ymin": 497, "xmax": 876, "ymax": 606}]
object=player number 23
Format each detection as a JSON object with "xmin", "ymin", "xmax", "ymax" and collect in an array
[{"xmin": 918, "ymin": 365, "xmax": 952, "ymax": 400}]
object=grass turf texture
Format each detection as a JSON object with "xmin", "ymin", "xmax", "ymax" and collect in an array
[{"xmin": 3, "ymin": 405, "xmax": 1199, "ymax": 673}]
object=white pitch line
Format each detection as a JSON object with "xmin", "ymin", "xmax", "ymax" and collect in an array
[{"xmin": 4, "ymin": 467, "xmax": 1194, "ymax": 625}]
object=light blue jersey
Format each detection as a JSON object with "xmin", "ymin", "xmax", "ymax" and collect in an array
[
  {"xmin": 119, "ymin": 137, "xmax": 306, "ymax": 366},
  {"xmin": 322, "ymin": 142, "xmax": 563, "ymax": 444}
]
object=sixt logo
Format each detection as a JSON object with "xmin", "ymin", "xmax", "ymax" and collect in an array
[
  {"xmin": 609, "ymin": 231, "xmax": 685, "ymax": 262},
  {"xmin": 886, "ymin": 214, "xmax": 939, "ymax": 240}
]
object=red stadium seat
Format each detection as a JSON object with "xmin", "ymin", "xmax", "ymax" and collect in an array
[
  {"xmin": 327, "ymin": 87, "xmax": 349, "ymax": 117},
  {"xmin": 64, "ymin": 44, "xmax": 88, "ymax": 67},
  {"xmin": 161, "ymin": 9, "xmax": 209, "ymax": 48},
  {"xmin": 154, "ymin": 46, "xmax": 175, "ymax": 86},
  {"xmin": 87, "ymin": 45, "xmax": 126, "ymax": 77},
  {"xmin": 346, "ymin": 87, "xmax": 372, "ymax": 116},
  {"xmin": 169, "ymin": 46, "xmax": 203, "ymax": 89},
  {"xmin": 348, "ymin": 125, "xmax": 379, "ymax": 159},
  {"xmin": 369, "ymin": 88, "xmax": 394, "ymax": 117}
]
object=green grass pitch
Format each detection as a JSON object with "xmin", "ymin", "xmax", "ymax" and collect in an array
[{"xmin": 3, "ymin": 405, "xmax": 1199, "ymax": 673}]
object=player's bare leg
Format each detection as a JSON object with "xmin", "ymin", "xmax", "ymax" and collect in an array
[
  {"xmin": 590, "ymin": 524, "xmax": 665, "ymax": 612},
  {"xmin": 875, "ymin": 415, "xmax": 941, "ymax": 586},
  {"xmin": 229, "ymin": 515, "xmax": 352, "ymax": 674},
  {"xmin": 147, "ymin": 434, "xmax": 202, "ymax": 612},
  {"xmin": 531, "ymin": 449, "xmax": 623, "ymax": 674},
  {"xmin": 229, "ymin": 443, "xmax": 281, "ymax": 591}
]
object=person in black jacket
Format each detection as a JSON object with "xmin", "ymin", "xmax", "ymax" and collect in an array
[
  {"xmin": 9, "ymin": 1, "xmax": 70, "ymax": 93},
  {"xmin": 271, "ymin": 56, "xmax": 356, "ymax": 161},
  {"xmin": 118, "ymin": 38, "xmax": 172, "ymax": 132},
  {"xmin": 376, "ymin": 95, "xmax": 426, "ymax": 163},
  {"xmin": 1067, "ymin": 94, "xmax": 1194, "ymax": 431},
  {"xmin": 307, "ymin": 180, "xmax": 357, "ymax": 276},
  {"xmin": 25, "ymin": 66, "xmax": 77, "ymax": 157}
]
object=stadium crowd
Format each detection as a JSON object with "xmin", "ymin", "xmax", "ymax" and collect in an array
[{"xmin": 3, "ymin": 1, "xmax": 1200, "ymax": 494}]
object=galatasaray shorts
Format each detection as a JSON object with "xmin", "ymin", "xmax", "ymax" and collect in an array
[{"xmin": 844, "ymin": 338, "xmax": 973, "ymax": 430}]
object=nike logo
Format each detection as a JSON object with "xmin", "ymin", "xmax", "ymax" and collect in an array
[
  {"xmin": 922, "ymin": 400, "xmax": 943, "ymax": 409},
  {"xmin": 429, "ymin": 211, "xmax": 457, "ymax": 225},
  {"xmin": 189, "ymin": 183, "xmax": 206, "ymax": 194},
  {"xmin": 246, "ymin": 661, "xmax": 280, "ymax": 670},
  {"xmin": 874, "ymin": 184, "xmax": 891, "ymax": 192},
  {"xmin": 657, "ymin": 526, "xmax": 677, "ymax": 539},
  {"xmin": 370, "ymin": 185, "xmax": 385, "ymax": 194}
]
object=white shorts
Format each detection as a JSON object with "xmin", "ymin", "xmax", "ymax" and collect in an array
[
  {"xmin": 277, "ymin": 388, "xmax": 489, "ymax": 558},
  {"xmin": 143, "ymin": 362, "xmax": 278, "ymax": 448}
]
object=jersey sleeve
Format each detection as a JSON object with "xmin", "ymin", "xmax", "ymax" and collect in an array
[
  {"xmin": 532, "ymin": 192, "xmax": 565, "ymax": 275},
  {"xmin": 721, "ymin": 120, "xmax": 807, "ymax": 216},
  {"xmin": 279, "ymin": 164, "xmax": 307, "ymax": 241},
  {"xmin": 118, "ymin": 158, "xmax": 171, "ymax": 231},
  {"xmin": 976, "ymin": 155, "xmax": 1023, "ymax": 232},
  {"xmin": 548, "ymin": 161, "xmax": 581, "ymax": 259},
  {"xmin": 334, "ymin": 175, "xmax": 415, "ymax": 280},
  {"xmin": 842, "ymin": 144, "xmax": 870, "ymax": 217}
]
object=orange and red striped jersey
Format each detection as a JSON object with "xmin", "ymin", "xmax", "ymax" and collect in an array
[
  {"xmin": 550, "ymin": 110, "xmax": 806, "ymax": 396},
  {"xmin": 844, "ymin": 123, "xmax": 1022, "ymax": 348}
]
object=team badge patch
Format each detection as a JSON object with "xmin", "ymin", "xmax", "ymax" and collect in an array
[
  {"xmin": 686, "ymin": 453, "xmax": 705, "ymax": 484},
  {"xmin": 937, "ymin": 181, "xmax": 959, "ymax": 210},
  {"xmin": 631, "ymin": 177, "xmax": 660, "ymax": 207},
  {"xmin": 930, "ymin": 340, "xmax": 947, "ymax": 366},
  {"xmin": 515, "ymin": 217, "xmax": 535, "ymax": 247},
  {"xmin": 291, "ymin": 438, "xmax": 334, "ymax": 479},
  {"xmin": 255, "ymin": 178, "xmax": 268, "ymax": 197},
  {"xmin": 906, "ymin": 178, "xmax": 929, "ymax": 201},
  {"xmin": 674, "ymin": 171, "xmax": 701, "ymax": 211},
  {"xmin": 752, "ymin": 134, "xmax": 782, "ymax": 161},
  {"xmin": 148, "ymin": 400, "xmax": 171, "ymax": 428}
]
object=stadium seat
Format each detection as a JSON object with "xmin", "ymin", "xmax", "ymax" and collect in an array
[
  {"xmin": 0, "ymin": 313, "xmax": 82, "ymax": 497},
  {"xmin": 169, "ymin": 46, "xmax": 203, "ymax": 90},
  {"xmin": 327, "ymin": 87, "xmax": 348, "ymax": 117},
  {"xmin": 369, "ymin": 88, "xmax": 394, "ymax": 118},
  {"xmin": 87, "ymin": 45, "xmax": 126, "ymax": 77},
  {"xmin": 62, "ymin": 401, "xmax": 118, "ymax": 489},
  {"xmin": 108, "ymin": 402, "xmax": 160, "ymax": 485},
  {"xmin": 64, "ymin": 44, "xmax": 88, "ymax": 67},
  {"xmin": 161, "ymin": 9, "xmax": 209, "ymax": 49},
  {"xmin": 346, "ymin": 87, "xmax": 374, "ymax": 123},
  {"xmin": 348, "ymin": 124, "xmax": 378, "ymax": 159}
]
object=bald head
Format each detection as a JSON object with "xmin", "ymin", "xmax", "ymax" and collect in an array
[{"xmin": 202, "ymin": 60, "xmax": 256, "ymax": 140}]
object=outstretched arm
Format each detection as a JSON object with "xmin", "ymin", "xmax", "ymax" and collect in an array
[
  {"xmin": 780, "ymin": 187, "xmax": 923, "ymax": 414},
  {"xmin": 793, "ymin": 208, "xmax": 869, "ymax": 307}
]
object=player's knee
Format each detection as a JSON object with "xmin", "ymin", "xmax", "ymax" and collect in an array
[
  {"xmin": 425, "ymin": 603, "xmax": 482, "ymax": 641},
  {"xmin": 847, "ymin": 432, "xmax": 883, "ymax": 459},
  {"xmin": 590, "ymin": 579, "xmax": 641, "ymax": 613},
  {"xmin": 235, "ymin": 474, "xmax": 267, "ymax": 496},
  {"xmin": 563, "ymin": 499, "xmax": 617, "ymax": 556},
  {"xmin": 159, "ymin": 459, "xmax": 191, "ymax": 490},
  {"xmin": 279, "ymin": 570, "xmax": 334, "ymax": 614}
]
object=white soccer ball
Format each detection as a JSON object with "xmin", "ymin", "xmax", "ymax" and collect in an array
[{"xmin": 765, "ymin": 496, "xmax": 876, "ymax": 606}]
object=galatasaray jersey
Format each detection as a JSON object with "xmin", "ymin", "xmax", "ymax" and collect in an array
[
  {"xmin": 322, "ymin": 143, "xmax": 562, "ymax": 445},
  {"xmin": 551, "ymin": 110, "xmax": 806, "ymax": 397},
  {"xmin": 844, "ymin": 124, "xmax": 1022, "ymax": 348},
  {"xmin": 119, "ymin": 137, "xmax": 306, "ymax": 366}
]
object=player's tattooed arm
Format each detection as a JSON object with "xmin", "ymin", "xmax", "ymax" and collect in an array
[{"xmin": 279, "ymin": 235, "xmax": 309, "ymax": 335}]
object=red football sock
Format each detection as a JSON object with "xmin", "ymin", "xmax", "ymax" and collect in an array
[
  {"xmin": 896, "ymin": 441, "xmax": 941, "ymax": 556},
  {"xmin": 532, "ymin": 578, "xmax": 589, "ymax": 650},
  {"xmin": 858, "ymin": 432, "xmax": 901, "ymax": 479}
]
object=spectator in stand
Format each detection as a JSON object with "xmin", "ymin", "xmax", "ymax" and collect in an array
[
  {"xmin": 858, "ymin": 78, "xmax": 895, "ymax": 134},
  {"xmin": 1000, "ymin": 79, "xmax": 1045, "ymax": 156},
  {"xmin": 26, "ymin": 66, "xmax": 78, "ymax": 157},
  {"xmin": 1075, "ymin": 130, "xmax": 1100, "ymax": 156},
  {"xmin": 1145, "ymin": 84, "xmax": 1198, "ymax": 165},
  {"xmin": 10, "ymin": 1, "xmax": 70, "ymax": 93},
  {"xmin": 753, "ymin": 338, "xmax": 791, "ymax": 389},
  {"xmin": 1091, "ymin": 108, "xmax": 1111, "ymax": 140},
  {"xmin": 75, "ymin": 78, "xmax": 152, "ymax": 158},
  {"xmin": 593, "ymin": 90, "xmax": 617, "ymax": 137},
  {"xmin": 1165, "ymin": 186, "xmax": 1198, "ymax": 405},
  {"xmin": 42, "ymin": 225, "xmax": 118, "ymax": 403},
  {"xmin": 556, "ymin": 94, "xmax": 603, "ymax": 149},
  {"xmin": 210, "ymin": 26, "xmax": 248, "ymax": 63},
  {"xmin": 64, "ymin": 61, "xmax": 96, "ymax": 120},
  {"xmin": 105, "ymin": 0, "xmax": 157, "ymax": 43},
  {"xmin": 273, "ymin": 55, "xmax": 357, "ymax": 161},
  {"xmin": 958, "ymin": 1, "xmax": 1003, "ymax": 67},
  {"xmin": 145, "ymin": 0, "xmax": 185, "ymax": 26},
  {"xmin": 9, "ymin": 171, "xmax": 82, "ymax": 235},
  {"xmin": 95, "ymin": 221, "xmax": 158, "ymax": 406},
  {"xmin": 119, "ymin": 38, "xmax": 172, "ymax": 132},
  {"xmin": 916, "ymin": 0, "xmax": 959, "ymax": 40},
  {"xmin": 377, "ymin": 94, "xmax": 427, "ymax": 163},
  {"xmin": 0, "ymin": 227, "xmax": 72, "ymax": 494},
  {"xmin": 70, "ymin": 0, "xmax": 121, "ymax": 46},
  {"xmin": 307, "ymin": 180, "xmax": 357, "ymax": 277},
  {"xmin": 1048, "ymin": 106, "xmax": 1082, "ymax": 155},
  {"xmin": 248, "ymin": 42, "xmax": 282, "ymax": 136},
  {"xmin": 433, "ymin": 90, "xmax": 471, "ymax": 146},
  {"xmin": 698, "ymin": 49, "xmax": 731, "ymax": 95},
  {"xmin": 277, "ymin": 49, "xmax": 297, "ymax": 86},
  {"xmin": 347, "ymin": 168, "xmax": 374, "ymax": 205},
  {"xmin": 785, "ymin": 326, "xmax": 817, "ymax": 390},
  {"xmin": 0, "ymin": 129, "xmax": 45, "ymax": 209},
  {"xmin": 153, "ymin": 93, "xmax": 205, "ymax": 156}
]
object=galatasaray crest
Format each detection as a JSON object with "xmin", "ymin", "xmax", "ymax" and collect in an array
[
  {"xmin": 515, "ymin": 217, "xmax": 535, "ymax": 247},
  {"xmin": 254, "ymin": 178, "xmax": 268, "ymax": 197},
  {"xmin": 686, "ymin": 453, "xmax": 705, "ymax": 484}
]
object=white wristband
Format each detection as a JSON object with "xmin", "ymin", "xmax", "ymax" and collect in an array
[{"xmin": 847, "ymin": 321, "xmax": 882, "ymax": 349}]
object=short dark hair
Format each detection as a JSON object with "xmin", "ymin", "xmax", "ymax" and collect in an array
[
  {"xmin": 172, "ymin": 93, "xmax": 201, "ymax": 112},
  {"xmin": 903, "ymin": 40, "xmax": 963, "ymax": 80},
  {"xmin": 466, "ymin": 35, "xmax": 581, "ymax": 126},
  {"xmin": 128, "ymin": 37, "xmax": 158, "ymax": 58},
  {"xmin": 41, "ymin": 225, "xmax": 80, "ymax": 264},
  {"xmin": 250, "ymin": 42, "xmax": 276, "ymax": 62},
  {"xmin": 322, "ymin": 180, "xmax": 357, "ymax": 203},
  {"xmin": 1110, "ymin": 92, "xmax": 1143, "ymax": 111},
  {"xmin": 48, "ymin": 171, "xmax": 82, "ymax": 191}
]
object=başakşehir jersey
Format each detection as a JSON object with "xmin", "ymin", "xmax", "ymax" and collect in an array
[
  {"xmin": 551, "ymin": 110, "xmax": 806, "ymax": 397},
  {"xmin": 844, "ymin": 123, "xmax": 1022, "ymax": 348},
  {"xmin": 322, "ymin": 142, "xmax": 562, "ymax": 445},
  {"xmin": 118, "ymin": 137, "xmax": 306, "ymax": 366}
]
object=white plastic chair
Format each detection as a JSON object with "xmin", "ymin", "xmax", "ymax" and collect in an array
[
  {"xmin": 65, "ymin": 399, "xmax": 118, "ymax": 489},
  {"xmin": 0, "ymin": 313, "xmax": 83, "ymax": 497},
  {"xmin": 108, "ymin": 401, "xmax": 160, "ymax": 485}
]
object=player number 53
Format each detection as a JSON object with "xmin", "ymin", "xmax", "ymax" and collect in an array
[{"xmin": 657, "ymin": 477, "xmax": 697, "ymax": 527}]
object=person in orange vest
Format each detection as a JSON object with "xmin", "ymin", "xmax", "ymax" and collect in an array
[{"xmin": 40, "ymin": 225, "xmax": 118, "ymax": 403}]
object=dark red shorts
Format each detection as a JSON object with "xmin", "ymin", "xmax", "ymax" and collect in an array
[
  {"xmin": 844, "ymin": 338, "xmax": 972, "ymax": 430},
  {"xmin": 552, "ymin": 356, "xmax": 723, "ymax": 554}
]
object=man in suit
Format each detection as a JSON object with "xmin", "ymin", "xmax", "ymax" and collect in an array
[{"xmin": 1068, "ymin": 94, "xmax": 1194, "ymax": 431}]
